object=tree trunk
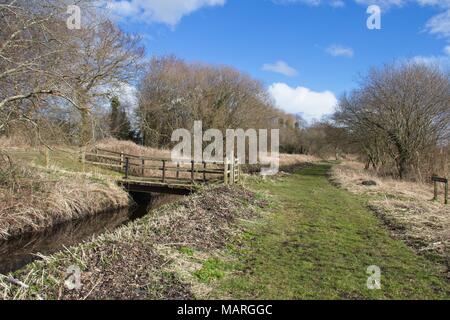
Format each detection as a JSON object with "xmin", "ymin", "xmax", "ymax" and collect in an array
[{"xmin": 80, "ymin": 107, "xmax": 91, "ymax": 147}]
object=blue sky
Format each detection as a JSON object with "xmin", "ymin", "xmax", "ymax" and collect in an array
[{"xmin": 106, "ymin": 0, "xmax": 450, "ymax": 121}]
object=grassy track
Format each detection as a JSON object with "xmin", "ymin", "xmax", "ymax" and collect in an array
[{"xmin": 211, "ymin": 164, "xmax": 450, "ymax": 299}]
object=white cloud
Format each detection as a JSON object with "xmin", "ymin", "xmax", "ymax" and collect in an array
[
  {"xmin": 409, "ymin": 44, "xmax": 450, "ymax": 70},
  {"xmin": 273, "ymin": 0, "xmax": 344, "ymax": 7},
  {"xmin": 445, "ymin": 45, "xmax": 450, "ymax": 55},
  {"xmin": 272, "ymin": 0, "xmax": 321, "ymax": 5},
  {"xmin": 262, "ymin": 61, "xmax": 298, "ymax": 77},
  {"xmin": 268, "ymin": 83, "xmax": 338, "ymax": 122},
  {"xmin": 424, "ymin": 10, "xmax": 450, "ymax": 38},
  {"xmin": 354, "ymin": 0, "xmax": 405, "ymax": 9},
  {"xmin": 117, "ymin": 83, "xmax": 138, "ymax": 109},
  {"xmin": 417, "ymin": 0, "xmax": 450, "ymax": 7},
  {"xmin": 326, "ymin": 45, "xmax": 354, "ymax": 58},
  {"xmin": 330, "ymin": 0, "xmax": 345, "ymax": 8},
  {"xmin": 105, "ymin": 0, "xmax": 226, "ymax": 27}
]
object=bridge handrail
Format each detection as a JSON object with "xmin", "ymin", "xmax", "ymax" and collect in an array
[
  {"xmin": 82, "ymin": 148, "xmax": 240, "ymax": 185},
  {"xmin": 93, "ymin": 147, "xmax": 226, "ymax": 164}
]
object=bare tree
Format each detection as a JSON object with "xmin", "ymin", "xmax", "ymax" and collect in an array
[
  {"xmin": 138, "ymin": 56, "xmax": 292, "ymax": 148},
  {"xmin": 0, "ymin": 0, "xmax": 144, "ymax": 145},
  {"xmin": 336, "ymin": 63, "xmax": 450, "ymax": 179}
]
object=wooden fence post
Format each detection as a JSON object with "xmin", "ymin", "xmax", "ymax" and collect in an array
[
  {"xmin": 162, "ymin": 160, "xmax": 166, "ymax": 183},
  {"xmin": 141, "ymin": 159, "xmax": 145, "ymax": 176},
  {"xmin": 203, "ymin": 161, "xmax": 207, "ymax": 183},
  {"xmin": 432, "ymin": 176, "xmax": 448, "ymax": 205},
  {"xmin": 176, "ymin": 162, "xmax": 180, "ymax": 180},
  {"xmin": 433, "ymin": 179, "xmax": 438, "ymax": 201},
  {"xmin": 191, "ymin": 160, "xmax": 195, "ymax": 183},
  {"xmin": 445, "ymin": 181, "xmax": 448, "ymax": 205},
  {"xmin": 224, "ymin": 158, "xmax": 228, "ymax": 184},
  {"xmin": 124, "ymin": 157, "xmax": 129, "ymax": 180}
]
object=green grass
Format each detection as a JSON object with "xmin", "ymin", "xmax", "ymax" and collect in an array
[
  {"xmin": 211, "ymin": 164, "xmax": 450, "ymax": 299},
  {"xmin": 7, "ymin": 148, "xmax": 121, "ymax": 177},
  {"xmin": 179, "ymin": 246, "xmax": 195, "ymax": 257},
  {"xmin": 194, "ymin": 258, "xmax": 232, "ymax": 283}
]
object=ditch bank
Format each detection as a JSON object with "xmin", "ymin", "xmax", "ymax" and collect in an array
[
  {"xmin": 0, "ymin": 192, "xmax": 179, "ymax": 275},
  {"xmin": 0, "ymin": 157, "xmax": 131, "ymax": 241},
  {"xmin": 0, "ymin": 184, "xmax": 269, "ymax": 300}
]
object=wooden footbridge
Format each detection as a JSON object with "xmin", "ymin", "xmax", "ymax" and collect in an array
[{"xmin": 81, "ymin": 148, "xmax": 241, "ymax": 195}]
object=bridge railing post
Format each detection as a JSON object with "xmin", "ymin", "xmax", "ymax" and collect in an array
[
  {"xmin": 191, "ymin": 160, "xmax": 195, "ymax": 183},
  {"xmin": 124, "ymin": 157, "xmax": 129, "ymax": 180},
  {"xmin": 223, "ymin": 158, "xmax": 228, "ymax": 184},
  {"xmin": 162, "ymin": 160, "xmax": 166, "ymax": 183},
  {"xmin": 203, "ymin": 161, "xmax": 207, "ymax": 183}
]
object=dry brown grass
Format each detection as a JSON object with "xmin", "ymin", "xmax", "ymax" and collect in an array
[
  {"xmin": 0, "ymin": 137, "xmax": 30, "ymax": 148},
  {"xmin": 331, "ymin": 161, "xmax": 450, "ymax": 267},
  {"xmin": 279, "ymin": 153, "xmax": 320, "ymax": 168},
  {"xmin": 94, "ymin": 138, "xmax": 170, "ymax": 159},
  {"xmin": 0, "ymin": 159, "xmax": 130, "ymax": 240}
]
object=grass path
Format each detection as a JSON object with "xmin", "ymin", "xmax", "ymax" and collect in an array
[{"xmin": 211, "ymin": 164, "xmax": 449, "ymax": 299}]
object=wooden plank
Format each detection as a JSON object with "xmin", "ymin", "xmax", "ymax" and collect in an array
[
  {"xmin": 85, "ymin": 153, "xmax": 121, "ymax": 161},
  {"xmin": 85, "ymin": 161, "xmax": 122, "ymax": 168},
  {"xmin": 432, "ymin": 176, "xmax": 448, "ymax": 183},
  {"xmin": 123, "ymin": 175, "xmax": 213, "ymax": 183},
  {"xmin": 121, "ymin": 163, "xmax": 223, "ymax": 174},
  {"xmin": 120, "ymin": 179, "xmax": 195, "ymax": 189}
]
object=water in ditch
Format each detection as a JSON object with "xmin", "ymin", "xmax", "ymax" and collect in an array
[{"xmin": 0, "ymin": 193, "xmax": 180, "ymax": 274}]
